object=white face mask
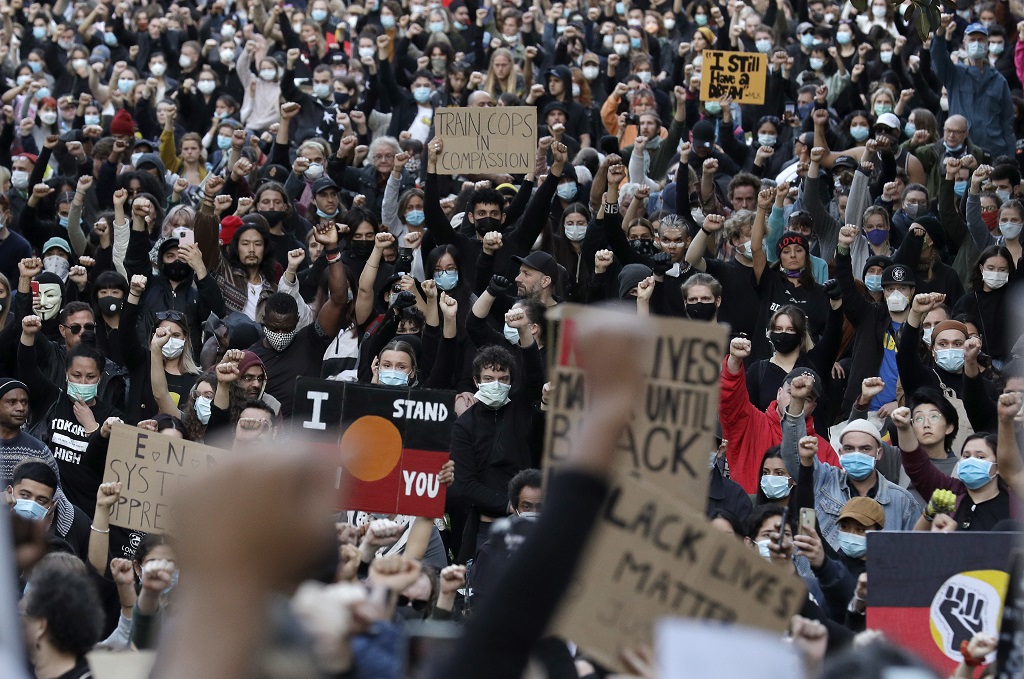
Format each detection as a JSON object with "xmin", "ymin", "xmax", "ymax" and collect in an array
[
  {"xmin": 613, "ymin": 44, "xmax": 630, "ymax": 56},
  {"xmin": 475, "ymin": 381, "xmax": 511, "ymax": 408},
  {"xmin": 150, "ymin": 63, "xmax": 166, "ymax": 77},
  {"xmin": 564, "ymin": 223, "xmax": 587, "ymax": 241},
  {"xmin": 43, "ymin": 255, "xmax": 70, "ymax": 279},
  {"xmin": 259, "ymin": 68, "xmax": 277, "ymax": 81},
  {"xmin": 38, "ymin": 110, "xmax": 57, "ymax": 125},
  {"xmin": 982, "ymin": 270, "xmax": 1009, "ymax": 289},
  {"xmin": 198, "ymin": 80, "xmax": 216, "ymax": 94},
  {"xmin": 886, "ymin": 290, "xmax": 909, "ymax": 312},
  {"xmin": 922, "ymin": 326, "xmax": 934, "ymax": 346},
  {"xmin": 179, "ymin": 55, "xmax": 193, "ymax": 69},
  {"xmin": 161, "ymin": 336, "xmax": 185, "ymax": 359}
]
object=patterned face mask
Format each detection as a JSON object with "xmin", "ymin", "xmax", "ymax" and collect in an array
[{"xmin": 263, "ymin": 326, "xmax": 298, "ymax": 352}]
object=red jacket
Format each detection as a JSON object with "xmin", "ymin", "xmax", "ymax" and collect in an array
[{"xmin": 720, "ymin": 357, "xmax": 841, "ymax": 493}]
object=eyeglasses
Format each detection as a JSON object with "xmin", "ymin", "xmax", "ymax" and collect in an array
[
  {"xmin": 240, "ymin": 374, "xmax": 267, "ymax": 384},
  {"xmin": 397, "ymin": 596, "xmax": 429, "ymax": 611},
  {"xmin": 913, "ymin": 413, "xmax": 943, "ymax": 425},
  {"xmin": 373, "ymin": 153, "xmax": 396, "ymax": 161},
  {"xmin": 62, "ymin": 323, "xmax": 96, "ymax": 334},
  {"xmin": 156, "ymin": 310, "xmax": 187, "ymax": 323}
]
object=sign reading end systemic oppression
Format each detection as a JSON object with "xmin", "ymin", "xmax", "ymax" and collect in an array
[
  {"xmin": 293, "ymin": 379, "xmax": 455, "ymax": 518},
  {"xmin": 434, "ymin": 106, "xmax": 537, "ymax": 175},
  {"xmin": 102, "ymin": 424, "xmax": 227, "ymax": 534},
  {"xmin": 699, "ymin": 50, "xmax": 767, "ymax": 105}
]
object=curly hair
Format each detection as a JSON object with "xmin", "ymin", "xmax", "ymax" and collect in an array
[{"xmin": 24, "ymin": 563, "xmax": 103, "ymax": 656}]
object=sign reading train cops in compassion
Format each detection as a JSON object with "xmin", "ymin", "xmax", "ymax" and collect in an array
[
  {"xmin": 434, "ymin": 106, "xmax": 537, "ymax": 174},
  {"xmin": 699, "ymin": 50, "xmax": 767, "ymax": 104},
  {"xmin": 544, "ymin": 304, "xmax": 728, "ymax": 512},
  {"xmin": 551, "ymin": 475, "xmax": 806, "ymax": 672},
  {"xmin": 102, "ymin": 424, "xmax": 226, "ymax": 533},
  {"xmin": 293, "ymin": 379, "xmax": 455, "ymax": 518}
]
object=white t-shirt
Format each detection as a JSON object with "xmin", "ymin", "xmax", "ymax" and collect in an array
[{"xmin": 243, "ymin": 278, "xmax": 262, "ymax": 320}]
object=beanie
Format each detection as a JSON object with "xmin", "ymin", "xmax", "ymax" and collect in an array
[{"xmin": 109, "ymin": 109, "xmax": 135, "ymax": 137}]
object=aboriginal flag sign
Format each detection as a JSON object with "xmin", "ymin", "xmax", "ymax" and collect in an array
[
  {"xmin": 867, "ymin": 532, "xmax": 1016, "ymax": 674},
  {"xmin": 292, "ymin": 379, "xmax": 455, "ymax": 518}
]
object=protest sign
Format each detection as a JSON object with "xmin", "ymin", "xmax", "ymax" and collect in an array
[
  {"xmin": 543, "ymin": 304, "xmax": 728, "ymax": 512},
  {"xmin": 293, "ymin": 380, "xmax": 454, "ymax": 518},
  {"xmin": 101, "ymin": 424, "xmax": 226, "ymax": 534},
  {"xmin": 699, "ymin": 50, "xmax": 767, "ymax": 105},
  {"xmin": 868, "ymin": 532, "xmax": 1016, "ymax": 674},
  {"xmin": 656, "ymin": 619, "xmax": 802, "ymax": 679},
  {"xmin": 87, "ymin": 651, "xmax": 156, "ymax": 679},
  {"xmin": 551, "ymin": 474, "xmax": 806, "ymax": 671},
  {"xmin": 434, "ymin": 106, "xmax": 537, "ymax": 175},
  {"xmin": 997, "ymin": 550, "xmax": 1024, "ymax": 679}
]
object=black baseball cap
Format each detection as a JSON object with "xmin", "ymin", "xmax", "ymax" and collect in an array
[{"xmin": 512, "ymin": 251, "xmax": 560, "ymax": 281}]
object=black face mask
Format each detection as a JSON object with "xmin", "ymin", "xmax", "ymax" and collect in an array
[
  {"xmin": 473, "ymin": 216, "xmax": 502, "ymax": 236},
  {"xmin": 349, "ymin": 240, "xmax": 374, "ymax": 260},
  {"xmin": 631, "ymin": 238, "xmax": 657, "ymax": 256},
  {"xmin": 770, "ymin": 331, "xmax": 802, "ymax": 355},
  {"xmin": 685, "ymin": 301, "xmax": 717, "ymax": 321},
  {"xmin": 97, "ymin": 295, "xmax": 123, "ymax": 316},
  {"xmin": 163, "ymin": 260, "xmax": 192, "ymax": 282},
  {"xmin": 258, "ymin": 210, "xmax": 287, "ymax": 226}
]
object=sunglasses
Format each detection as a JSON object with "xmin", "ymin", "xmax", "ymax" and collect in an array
[
  {"xmin": 397, "ymin": 596, "xmax": 429, "ymax": 612},
  {"xmin": 62, "ymin": 323, "xmax": 96, "ymax": 335},
  {"xmin": 156, "ymin": 310, "xmax": 187, "ymax": 324}
]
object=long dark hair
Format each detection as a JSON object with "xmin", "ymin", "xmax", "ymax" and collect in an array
[
  {"xmin": 969, "ymin": 245, "xmax": 1017, "ymax": 292},
  {"xmin": 753, "ymin": 446, "xmax": 791, "ymax": 506},
  {"xmin": 227, "ymin": 222, "xmax": 277, "ymax": 282}
]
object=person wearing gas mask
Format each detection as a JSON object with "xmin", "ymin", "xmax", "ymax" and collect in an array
[
  {"xmin": 450, "ymin": 338, "xmax": 545, "ymax": 562},
  {"xmin": 249, "ymin": 221, "xmax": 349, "ymax": 418},
  {"xmin": 836, "ymin": 227, "xmax": 918, "ymax": 420}
]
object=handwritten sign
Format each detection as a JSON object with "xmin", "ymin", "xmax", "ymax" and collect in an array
[
  {"xmin": 551, "ymin": 475, "xmax": 806, "ymax": 671},
  {"xmin": 699, "ymin": 50, "xmax": 767, "ymax": 105},
  {"xmin": 102, "ymin": 424, "xmax": 226, "ymax": 534},
  {"xmin": 292, "ymin": 380, "xmax": 454, "ymax": 518},
  {"xmin": 544, "ymin": 305, "xmax": 727, "ymax": 512},
  {"xmin": 434, "ymin": 106, "xmax": 537, "ymax": 175}
]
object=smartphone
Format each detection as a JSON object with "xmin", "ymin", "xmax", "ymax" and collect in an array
[
  {"xmin": 172, "ymin": 226, "xmax": 194, "ymax": 247},
  {"xmin": 776, "ymin": 507, "xmax": 789, "ymax": 551},
  {"xmin": 784, "ymin": 102, "xmax": 796, "ymax": 117},
  {"xmin": 800, "ymin": 508, "xmax": 816, "ymax": 534},
  {"xmin": 30, "ymin": 281, "xmax": 39, "ymax": 296}
]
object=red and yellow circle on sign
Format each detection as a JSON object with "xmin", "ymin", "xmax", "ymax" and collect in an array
[{"xmin": 339, "ymin": 416, "xmax": 403, "ymax": 482}]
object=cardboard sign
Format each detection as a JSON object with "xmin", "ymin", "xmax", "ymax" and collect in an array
[
  {"xmin": 87, "ymin": 651, "xmax": 156, "ymax": 679},
  {"xmin": 997, "ymin": 550, "xmax": 1024, "ymax": 679},
  {"xmin": 292, "ymin": 379, "xmax": 454, "ymax": 518},
  {"xmin": 101, "ymin": 424, "xmax": 226, "ymax": 534},
  {"xmin": 434, "ymin": 106, "xmax": 537, "ymax": 175},
  {"xmin": 543, "ymin": 304, "xmax": 728, "ymax": 513},
  {"xmin": 699, "ymin": 50, "xmax": 767, "ymax": 105},
  {"xmin": 656, "ymin": 619, "xmax": 802, "ymax": 679},
  {"xmin": 550, "ymin": 475, "xmax": 806, "ymax": 671},
  {"xmin": 868, "ymin": 532, "xmax": 1016, "ymax": 674}
]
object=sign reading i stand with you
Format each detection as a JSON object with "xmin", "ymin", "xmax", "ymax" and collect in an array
[
  {"xmin": 699, "ymin": 50, "xmax": 767, "ymax": 105},
  {"xmin": 293, "ymin": 379, "xmax": 454, "ymax": 518},
  {"xmin": 101, "ymin": 423, "xmax": 226, "ymax": 534},
  {"xmin": 543, "ymin": 305, "xmax": 806, "ymax": 673},
  {"xmin": 433, "ymin": 106, "xmax": 537, "ymax": 175}
]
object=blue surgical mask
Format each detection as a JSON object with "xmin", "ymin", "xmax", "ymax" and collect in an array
[
  {"xmin": 313, "ymin": 83, "xmax": 332, "ymax": 99},
  {"xmin": 800, "ymin": 33, "xmax": 814, "ymax": 48},
  {"xmin": 704, "ymin": 101, "xmax": 722, "ymax": 115},
  {"xmin": 904, "ymin": 122, "xmax": 916, "ymax": 138},
  {"xmin": 33, "ymin": 26, "xmax": 46, "ymax": 40},
  {"xmin": 85, "ymin": 114, "xmax": 101, "ymax": 126},
  {"xmin": 429, "ymin": 21, "xmax": 446, "ymax": 32},
  {"xmin": 954, "ymin": 180, "xmax": 968, "ymax": 196},
  {"xmin": 967, "ymin": 41, "xmax": 988, "ymax": 59},
  {"xmin": 837, "ymin": 531, "xmax": 867, "ymax": 558},
  {"xmin": 379, "ymin": 369, "xmax": 410, "ymax": 386},
  {"xmin": 836, "ymin": 31, "xmax": 852, "ymax": 45},
  {"xmin": 630, "ymin": 37, "xmax": 642, "ymax": 49},
  {"xmin": 615, "ymin": 1, "xmax": 626, "ymax": 14},
  {"xmin": 850, "ymin": 125, "xmax": 870, "ymax": 141},
  {"xmin": 758, "ymin": 134, "xmax": 777, "ymax": 147},
  {"xmin": 28, "ymin": 61, "xmax": 42, "ymax": 73},
  {"xmin": 217, "ymin": 135, "xmax": 232, "ymax": 150},
  {"xmin": 809, "ymin": 57, "xmax": 825, "ymax": 70},
  {"xmin": 839, "ymin": 452, "xmax": 876, "ymax": 480},
  {"xmin": 316, "ymin": 207, "xmax": 339, "ymax": 219},
  {"xmin": 879, "ymin": 50, "xmax": 893, "ymax": 64},
  {"xmin": 922, "ymin": 326, "xmax": 934, "ymax": 346},
  {"xmin": 865, "ymin": 273, "xmax": 883, "ymax": 293},
  {"xmin": 104, "ymin": 31, "xmax": 117, "ymax": 46},
  {"xmin": 381, "ymin": 15, "xmax": 396, "ymax": 28},
  {"xmin": 475, "ymin": 380, "xmax": 511, "ymax": 408},
  {"xmin": 996, "ymin": 189, "xmax": 1011, "ymax": 203},
  {"xmin": 311, "ymin": 8, "xmax": 328, "ymax": 21},
  {"xmin": 760, "ymin": 475, "xmax": 791, "ymax": 499},
  {"xmin": 13, "ymin": 498, "xmax": 48, "ymax": 521},
  {"xmin": 66, "ymin": 381, "xmax": 98, "ymax": 402},
  {"xmin": 405, "ymin": 209, "xmax": 425, "ymax": 226},
  {"xmin": 118, "ymin": 79, "xmax": 135, "ymax": 94},
  {"xmin": 503, "ymin": 323, "xmax": 520, "ymax": 344},
  {"xmin": 557, "ymin": 183, "xmax": 577, "ymax": 200},
  {"xmin": 944, "ymin": 142, "xmax": 964, "ymax": 153},
  {"xmin": 35, "ymin": 86, "xmax": 50, "ymax": 100},
  {"xmin": 956, "ymin": 457, "xmax": 995, "ymax": 490},
  {"xmin": 434, "ymin": 270, "xmax": 458, "ymax": 290},
  {"xmin": 935, "ymin": 348, "xmax": 965, "ymax": 372},
  {"xmin": 413, "ymin": 86, "xmax": 432, "ymax": 103},
  {"xmin": 755, "ymin": 39, "xmax": 772, "ymax": 53},
  {"xmin": 194, "ymin": 395, "xmax": 212, "ymax": 424},
  {"xmin": 873, "ymin": 103, "xmax": 892, "ymax": 116}
]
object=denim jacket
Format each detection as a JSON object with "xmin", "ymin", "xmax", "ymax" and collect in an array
[{"xmin": 781, "ymin": 412, "xmax": 921, "ymax": 552}]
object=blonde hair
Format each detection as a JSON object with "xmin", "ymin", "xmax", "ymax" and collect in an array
[{"xmin": 484, "ymin": 48, "xmax": 519, "ymax": 98}]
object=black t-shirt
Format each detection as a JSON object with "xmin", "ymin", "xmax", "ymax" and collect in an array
[
  {"xmin": 165, "ymin": 372, "xmax": 196, "ymax": 410},
  {"xmin": 955, "ymin": 490, "xmax": 1011, "ymax": 532},
  {"xmin": 753, "ymin": 274, "xmax": 829, "ymax": 361},
  {"xmin": 55, "ymin": 660, "xmax": 92, "ymax": 679},
  {"xmin": 705, "ymin": 258, "xmax": 759, "ymax": 339},
  {"xmin": 251, "ymin": 321, "xmax": 333, "ymax": 418},
  {"xmin": 46, "ymin": 394, "xmax": 121, "ymax": 514}
]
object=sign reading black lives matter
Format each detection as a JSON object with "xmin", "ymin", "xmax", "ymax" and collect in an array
[
  {"xmin": 543, "ymin": 306, "xmax": 806, "ymax": 672},
  {"xmin": 434, "ymin": 106, "xmax": 537, "ymax": 175},
  {"xmin": 292, "ymin": 379, "xmax": 455, "ymax": 518}
]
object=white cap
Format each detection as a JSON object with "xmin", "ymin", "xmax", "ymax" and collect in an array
[{"xmin": 839, "ymin": 419, "xmax": 883, "ymax": 447}]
